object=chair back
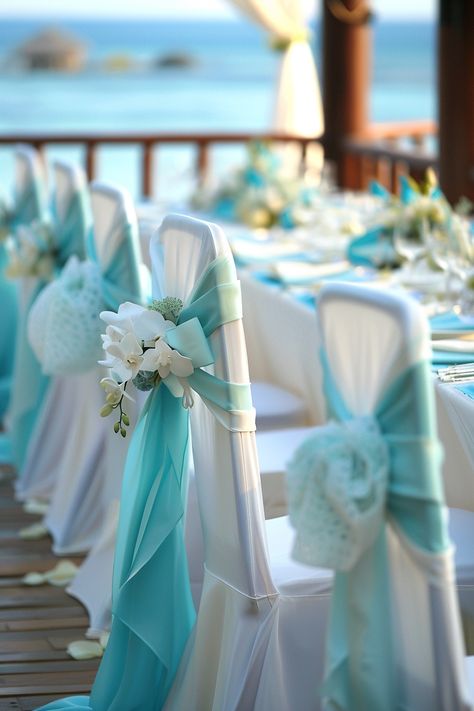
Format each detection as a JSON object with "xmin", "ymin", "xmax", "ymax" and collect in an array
[
  {"xmin": 52, "ymin": 161, "xmax": 91, "ymax": 264},
  {"xmin": 152, "ymin": 214, "xmax": 275, "ymax": 597},
  {"xmin": 317, "ymin": 283, "xmax": 471, "ymax": 710},
  {"xmin": 13, "ymin": 144, "xmax": 45, "ymax": 223},
  {"xmin": 53, "ymin": 160, "xmax": 87, "ymax": 222},
  {"xmin": 90, "ymin": 182, "xmax": 145, "ymax": 309}
]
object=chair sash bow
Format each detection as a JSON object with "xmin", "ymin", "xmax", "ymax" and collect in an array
[
  {"xmin": 289, "ymin": 348, "xmax": 448, "ymax": 711},
  {"xmin": 287, "ymin": 416, "xmax": 389, "ymax": 572}
]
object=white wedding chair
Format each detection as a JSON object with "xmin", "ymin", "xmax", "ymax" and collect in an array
[
  {"xmin": 44, "ymin": 182, "xmax": 146, "ymax": 555},
  {"xmin": 0, "ymin": 146, "xmax": 45, "ymax": 433},
  {"xmin": 259, "ymin": 284, "xmax": 474, "ymax": 708},
  {"xmin": 17, "ymin": 161, "xmax": 91, "ymax": 506},
  {"xmin": 147, "ymin": 215, "xmax": 331, "ymax": 711},
  {"xmin": 65, "ymin": 183, "xmax": 149, "ymax": 636}
]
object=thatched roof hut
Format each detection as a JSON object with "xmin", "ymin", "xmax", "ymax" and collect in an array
[{"xmin": 15, "ymin": 28, "xmax": 86, "ymax": 71}]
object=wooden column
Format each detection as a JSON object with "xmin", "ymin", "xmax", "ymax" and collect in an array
[
  {"xmin": 438, "ymin": 0, "xmax": 474, "ymax": 202},
  {"xmin": 322, "ymin": 0, "xmax": 372, "ymax": 186}
]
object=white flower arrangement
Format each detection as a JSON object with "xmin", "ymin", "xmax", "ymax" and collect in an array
[
  {"xmin": 5, "ymin": 219, "xmax": 56, "ymax": 280},
  {"xmin": 99, "ymin": 296, "xmax": 194, "ymax": 436},
  {"xmin": 193, "ymin": 140, "xmax": 317, "ymax": 230}
]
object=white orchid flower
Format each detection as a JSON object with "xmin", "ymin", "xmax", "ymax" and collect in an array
[
  {"xmin": 100, "ymin": 302, "xmax": 174, "ymax": 343},
  {"xmin": 101, "ymin": 324, "xmax": 126, "ymax": 351},
  {"xmin": 140, "ymin": 339, "xmax": 194, "ymax": 379},
  {"xmin": 99, "ymin": 331, "xmax": 143, "ymax": 382},
  {"xmin": 100, "ymin": 377, "xmax": 134, "ymax": 405}
]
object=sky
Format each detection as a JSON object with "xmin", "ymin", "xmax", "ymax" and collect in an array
[{"xmin": 0, "ymin": 0, "xmax": 435, "ymax": 20}]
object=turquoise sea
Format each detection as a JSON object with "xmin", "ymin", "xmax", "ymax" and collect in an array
[{"xmin": 0, "ymin": 18, "xmax": 435, "ymax": 199}]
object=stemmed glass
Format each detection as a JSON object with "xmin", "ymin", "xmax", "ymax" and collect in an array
[
  {"xmin": 423, "ymin": 213, "xmax": 473, "ymax": 311},
  {"xmin": 393, "ymin": 217, "xmax": 427, "ymax": 277}
]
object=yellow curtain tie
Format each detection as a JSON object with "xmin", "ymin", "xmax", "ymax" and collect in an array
[{"xmin": 269, "ymin": 32, "xmax": 309, "ymax": 53}]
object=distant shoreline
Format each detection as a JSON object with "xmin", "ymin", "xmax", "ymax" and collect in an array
[{"xmin": 0, "ymin": 16, "xmax": 435, "ymax": 24}]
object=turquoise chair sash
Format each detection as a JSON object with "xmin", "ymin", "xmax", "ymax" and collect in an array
[
  {"xmin": 317, "ymin": 349, "xmax": 449, "ymax": 710},
  {"xmin": 52, "ymin": 190, "xmax": 90, "ymax": 267},
  {"xmin": 37, "ymin": 256, "xmax": 255, "ymax": 711},
  {"xmin": 11, "ymin": 175, "xmax": 46, "ymax": 230},
  {"xmin": 7, "ymin": 187, "xmax": 90, "ymax": 470},
  {"xmin": 86, "ymin": 222, "xmax": 145, "ymax": 310},
  {"xmin": 0, "ymin": 176, "xmax": 46, "ymax": 424}
]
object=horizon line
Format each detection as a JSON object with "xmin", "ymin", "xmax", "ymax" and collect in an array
[{"xmin": 0, "ymin": 13, "xmax": 435, "ymax": 21}]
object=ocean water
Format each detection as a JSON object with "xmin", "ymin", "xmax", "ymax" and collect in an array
[{"xmin": 0, "ymin": 18, "xmax": 435, "ymax": 199}]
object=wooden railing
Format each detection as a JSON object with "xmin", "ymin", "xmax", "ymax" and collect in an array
[
  {"xmin": 0, "ymin": 122, "xmax": 438, "ymax": 197},
  {"xmin": 341, "ymin": 120, "xmax": 438, "ymax": 192},
  {"xmin": 0, "ymin": 132, "xmax": 315, "ymax": 198}
]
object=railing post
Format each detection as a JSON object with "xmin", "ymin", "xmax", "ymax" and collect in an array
[
  {"xmin": 32, "ymin": 141, "xmax": 47, "ymax": 177},
  {"xmin": 85, "ymin": 142, "xmax": 97, "ymax": 182},
  {"xmin": 142, "ymin": 141, "xmax": 155, "ymax": 198},
  {"xmin": 196, "ymin": 141, "xmax": 210, "ymax": 185}
]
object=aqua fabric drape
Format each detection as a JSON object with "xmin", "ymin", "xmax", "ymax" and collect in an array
[
  {"xmin": 86, "ymin": 224, "xmax": 144, "ymax": 311},
  {"xmin": 0, "ymin": 178, "xmax": 45, "ymax": 421},
  {"xmin": 8, "ymin": 189, "xmax": 90, "ymax": 470},
  {"xmin": 319, "ymin": 350, "xmax": 449, "ymax": 711},
  {"xmin": 37, "ymin": 256, "xmax": 254, "ymax": 711},
  {"xmin": 0, "ymin": 245, "xmax": 18, "ymax": 420}
]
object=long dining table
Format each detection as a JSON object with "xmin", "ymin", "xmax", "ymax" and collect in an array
[{"xmin": 138, "ymin": 200, "xmax": 474, "ymax": 513}]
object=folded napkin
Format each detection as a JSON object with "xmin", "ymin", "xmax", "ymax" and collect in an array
[
  {"xmin": 431, "ymin": 339, "xmax": 474, "ymax": 354},
  {"xmin": 399, "ymin": 174, "xmax": 443, "ymax": 204},
  {"xmin": 230, "ymin": 237, "xmax": 310, "ymax": 266},
  {"xmin": 346, "ymin": 228, "xmax": 398, "ymax": 269},
  {"xmin": 369, "ymin": 180, "xmax": 390, "ymax": 200},
  {"xmin": 269, "ymin": 260, "xmax": 352, "ymax": 286}
]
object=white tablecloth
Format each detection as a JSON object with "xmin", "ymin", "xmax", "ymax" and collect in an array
[
  {"xmin": 138, "ymin": 208, "xmax": 474, "ymax": 511},
  {"xmin": 240, "ymin": 272, "xmax": 474, "ymax": 512}
]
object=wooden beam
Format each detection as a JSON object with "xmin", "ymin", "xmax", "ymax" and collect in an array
[
  {"xmin": 438, "ymin": 0, "xmax": 474, "ymax": 202},
  {"xmin": 322, "ymin": 0, "xmax": 372, "ymax": 185}
]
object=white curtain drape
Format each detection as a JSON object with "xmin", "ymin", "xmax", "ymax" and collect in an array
[{"xmin": 229, "ymin": 0, "xmax": 324, "ymax": 137}]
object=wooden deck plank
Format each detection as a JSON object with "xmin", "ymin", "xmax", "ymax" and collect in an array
[
  {"xmin": 0, "ymin": 474, "xmax": 99, "ymax": 707},
  {"xmin": 0, "ymin": 652, "xmax": 71, "ymax": 664},
  {"xmin": 0, "ymin": 660, "xmax": 98, "ymax": 674},
  {"xmin": 5, "ymin": 617, "xmax": 89, "ymax": 632},
  {"xmin": 0, "ymin": 684, "xmax": 91, "ymax": 698},
  {"xmin": 0, "ymin": 607, "xmax": 87, "ymax": 622}
]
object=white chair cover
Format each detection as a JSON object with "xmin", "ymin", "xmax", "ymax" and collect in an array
[
  {"xmin": 65, "ymin": 183, "xmax": 149, "ymax": 634},
  {"xmin": 157, "ymin": 215, "xmax": 331, "ymax": 711},
  {"xmin": 315, "ymin": 284, "xmax": 471, "ymax": 709},
  {"xmin": 9, "ymin": 145, "xmax": 47, "ymax": 313},
  {"xmin": 17, "ymin": 162, "xmax": 90, "ymax": 504},
  {"xmin": 44, "ymin": 182, "xmax": 146, "ymax": 555},
  {"xmin": 15, "ymin": 144, "xmax": 45, "ymax": 203}
]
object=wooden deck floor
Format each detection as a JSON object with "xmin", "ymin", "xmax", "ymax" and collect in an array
[{"xmin": 0, "ymin": 466, "xmax": 100, "ymax": 710}]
